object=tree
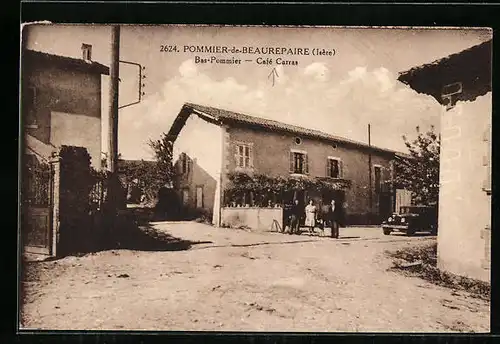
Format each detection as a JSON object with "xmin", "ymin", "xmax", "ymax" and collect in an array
[
  {"xmin": 116, "ymin": 134, "xmax": 175, "ymax": 204},
  {"xmin": 148, "ymin": 133, "xmax": 175, "ymax": 186},
  {"xmin": 393, "ymin": 125, "xmax": 440, "ymax": 206}
]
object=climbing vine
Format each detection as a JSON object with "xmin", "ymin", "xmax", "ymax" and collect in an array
[{"xmin": 225, "ymin": 172, "xmax": 351, "ymax": 206}]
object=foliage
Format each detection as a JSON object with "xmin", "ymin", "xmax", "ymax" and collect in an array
[
  {"xmin": 393, "ymin": 126, "xmax": 440, "ymax": 206},
  {"xmin": 148, "ymin": 133, "xmax": 175, "ymax": 185},
  {"xmin": 117, "ymin": 133, "xmax": 175, "ymax": 203},
  {"xmin": 387, "ymin": 243, "xmax": 490, "ymax": 301},
  {"xmin": 225, "ymin": 172, "xmax": 351, "ymax": 206}
]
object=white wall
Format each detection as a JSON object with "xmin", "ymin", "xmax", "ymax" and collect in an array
[
  {"xmin": 50, "ymin": 111, "xmax": 102, "ymax": 169},
  {"xmin": 437, "ymin": 92, "xmax": 491, "ymax": 282},
  {"xmin": 395, "ymin": 189, "xmax": 412, "ymax": 213},
  {"xmin": 173, "ymin": 114, "xmax": 224, "ymax": 224}
]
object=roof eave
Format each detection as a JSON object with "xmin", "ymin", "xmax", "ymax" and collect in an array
[
  {"xmin": 397, "ymin": 39, "xmax": 492, "ymax": 104},
  {"xmin": 183, "ymin": 103, "xmax": 399, "ymax": 155},
  {"xmin": 23, "ymin": 49, "xmax": 111, "ymax": 76}
]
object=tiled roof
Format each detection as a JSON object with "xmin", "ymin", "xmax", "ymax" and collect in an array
[
  {"xmin": 397, "ymin": 39, "xmax": 492, "ymax": 104},
  {"xmin": 398, "ymin": 39, "xmax": 491, "ymax": 80},
  {"xmin": 22, "ymin": 49, "xmax": 110, "ymax": 75},
  {"xmin": 178, "ymin": 102, "xmax": 399, "ymax": 155}
]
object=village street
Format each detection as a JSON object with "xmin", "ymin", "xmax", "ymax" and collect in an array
[{"xmin": 20, "ymin": 223, "xmax": 489, "ymax": 333}]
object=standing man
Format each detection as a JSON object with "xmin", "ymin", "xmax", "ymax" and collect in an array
[
  {"xmin": 289, "ymin": 199, "xmax": 302, "ymax": 235},
  {"xmin": 327, "ymin": 199, "xmax": 342, "ymax": 239}
]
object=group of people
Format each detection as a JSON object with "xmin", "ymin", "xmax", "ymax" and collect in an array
[{"xmin": 285, "ymin": 198, "xmax": 344, "ymax": 238}]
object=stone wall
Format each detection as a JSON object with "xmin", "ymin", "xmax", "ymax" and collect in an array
[
  {"xmin": 221, "ymin": 207, "xmax": 283, "ymax": 232},
  {"xmin": 437, "ymin": 93, "xmax": 491, "ymax": 282}
]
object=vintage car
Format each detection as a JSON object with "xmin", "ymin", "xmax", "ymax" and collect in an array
[{"xmin": 382, "ymin": 205, "xmax": 438, "ymax": 236}]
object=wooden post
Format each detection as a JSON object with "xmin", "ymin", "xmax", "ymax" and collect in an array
[
  {"xmin": 49, "ymin": 153, "xmax": 61, "ymax": 257},
  {"xmin": 106, "ymin": 25, "xmax": 121, "ymax": 215},
  {"xmin": 108, "ymin": 25, "xmax": 120, "ymax": 173}
]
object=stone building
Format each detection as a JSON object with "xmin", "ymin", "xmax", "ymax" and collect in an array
[
  {"xmin": 398, "ymin": 39, "xmax": 492, "ymax": 282},
  {"xmin": 167, "ymin": 103, "xmax": 403, "ymax": 227},
  {"xmin": 21, "ymin": 44, "xmax": 109, "ymax": 169},
  {"xmin": 21, "ymin": 44, "xmax": 109, "ymax": 256}
]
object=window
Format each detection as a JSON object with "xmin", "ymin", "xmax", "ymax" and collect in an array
[
  {"xmin": 374, "ymin": 165, "xmax": 382, "ymax": 193},
  {"xmin": 235, "ymin": 143, "xmax": 253, "ymax": 169},
  {"xmin": 289, "ymin": 150, "xmax": 308, "ymax": 175},
  {"xmin": 326, "ymin": 157, "xmax": 343, "ymax": 178},
  {"xmin": 182, "ymin": 189, "xmax": 189, "ymax": 206}
]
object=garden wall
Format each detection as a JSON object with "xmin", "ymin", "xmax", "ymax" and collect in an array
[{"xmin": 221, "ymin": 206, "xmax": 283, "ymax": 232}]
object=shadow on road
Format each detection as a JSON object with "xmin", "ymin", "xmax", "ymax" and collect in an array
[
  {"xmin": 97, "ymin": 206, "xmax": 212, "ymax": 252},
  {"xmin": 191, "ymin": 239, "xmax": 320, "ymax": 250},
  {"xmin": 390, "ymin": 232, "xmax": 437, "ymax": 238},
  {"xmin": 109, "ymin": 223, "xmax": 213, "ymax": 252}
]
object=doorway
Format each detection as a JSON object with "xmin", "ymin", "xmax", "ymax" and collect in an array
[
  {"xmin": 196, "ymin": 186, "xmax": 203, "ymax": 208},
  {"xmin": 378, "ymin": 192, "xmax": 392, "ymax": 222}
]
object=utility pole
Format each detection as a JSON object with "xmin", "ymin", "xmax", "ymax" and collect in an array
[
  {"xmin": 108, "ymin": 25, "xmax": 120, "ymax": 173},
  {"xmin": 368, "ymin": 124, "xmax": 373, "ymax": 218}
]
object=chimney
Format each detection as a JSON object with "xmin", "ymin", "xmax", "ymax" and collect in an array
[{"xmin": 81, "ymin": 43, "xmax": 92, "ymax": 61}]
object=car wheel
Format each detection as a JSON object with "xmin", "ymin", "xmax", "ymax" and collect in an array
[{"xmin": 383, "ymin": 228, "xmax": 391, "ymax": 235}]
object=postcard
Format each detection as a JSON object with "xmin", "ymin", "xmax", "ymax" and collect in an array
[{"xmin": 19, "ymin": 24, "xmax": 492, "ymax": 332}]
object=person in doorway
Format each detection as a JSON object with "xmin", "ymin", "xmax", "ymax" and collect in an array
[
  {"xmin": 289, "ymin": 199, "xmax": 302, "ymax": 235},
  {"xmin": 304, "ymin": 199, "xmax": 317, "ymax": 234},
  {"xmin": 326, "ymin": 199, "xmax": 343, "ymax": 239}
]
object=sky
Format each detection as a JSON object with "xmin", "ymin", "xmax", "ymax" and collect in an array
[{"xmin": 23, "ymin": 25, "xmax": 492, "ymax": 160}]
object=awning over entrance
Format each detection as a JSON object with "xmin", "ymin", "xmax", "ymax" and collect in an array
[{"xmin": 26, "ymin": 134, "xmax": 57, "ymax": 162}]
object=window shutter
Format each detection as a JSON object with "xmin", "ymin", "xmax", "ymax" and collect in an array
[
  {"xmin": 304, "ymin": 154, "xmax": 309, "ymax": 174},
  {"xmin": 289, "ymin": 151, "xmax": 294, "ymax": 173},
  {"xmin": 249, "ymin": 146, "xmax": 254, "ymax": 168},
  {"xmin": 235, "ymin": 145, "xmax": 240, "ymax": 167},
  {"xmin": 326, "ymin": 159, "xmax": 331, "ymax": 177},
  {"xmin": 339, "ymin": 160, "xmax": 344, "ymax": 178}
]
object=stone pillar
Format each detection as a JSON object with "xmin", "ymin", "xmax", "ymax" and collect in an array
[
  {"xmin": 49, "ymin": 153, "xmax": 61, "ymax": 257},
  {"xmin": 214, "ymin": 125, "xmax": 230, "ymax": 227},
  {"xmin": 481, "ymin": 225, "xmax": 491, "ymax": 270}
]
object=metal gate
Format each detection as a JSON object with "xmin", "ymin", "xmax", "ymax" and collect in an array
[{"xmin": 22, "ymin": 157, "xmax": 54, "ymax": 255}]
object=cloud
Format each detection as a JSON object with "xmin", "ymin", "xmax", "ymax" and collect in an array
[
  {"xmin": 303, "ymin": 62, "xmax": 330, "ymax": 82},
  {"xmin": 178, "ymin": 59, "xmax": 198, "ymax": 78},
  {"xmin": 118, "ymin": 60, "xmax": 441, "ymax": 160},
  {"xmin": 347, "ymin": 66, "xmax": 367, "ymax": 80}
]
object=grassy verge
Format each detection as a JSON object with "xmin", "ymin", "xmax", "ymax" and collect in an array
[{"xmin": 386, "ymin": 243, "xmax": 490, "ymax": 301}]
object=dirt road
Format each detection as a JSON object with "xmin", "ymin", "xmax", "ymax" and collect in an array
[{"xmin": 20, "ymin": 223, "xmax": 490, "ymax": 332}]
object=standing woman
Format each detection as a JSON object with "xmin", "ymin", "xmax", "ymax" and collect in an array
[{"xmin": 304, "ymin": 199, "xmax": 317, "ymax": 234}]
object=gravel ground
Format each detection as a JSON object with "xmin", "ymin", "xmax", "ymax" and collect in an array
[{"xmin": 20, "ymin": 222, "xmax": 490, "ymax": 332}]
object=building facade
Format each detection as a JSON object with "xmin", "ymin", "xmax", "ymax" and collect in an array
[
  {"xmin": 398, "ymin": 39, "xmax": 492, "ymax": 282},
  {"xmin": 21, "ymin": 45, "xmax": 109, "ymax": 169},
  {"xmin": 168, "ymin": 103, "xmax": 399, "ymax": 226}
]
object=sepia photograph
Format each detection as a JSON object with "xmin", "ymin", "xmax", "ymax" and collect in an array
[{"xmin": 19, "ymin": 24, "xmax": 491, "ymax": 332}]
